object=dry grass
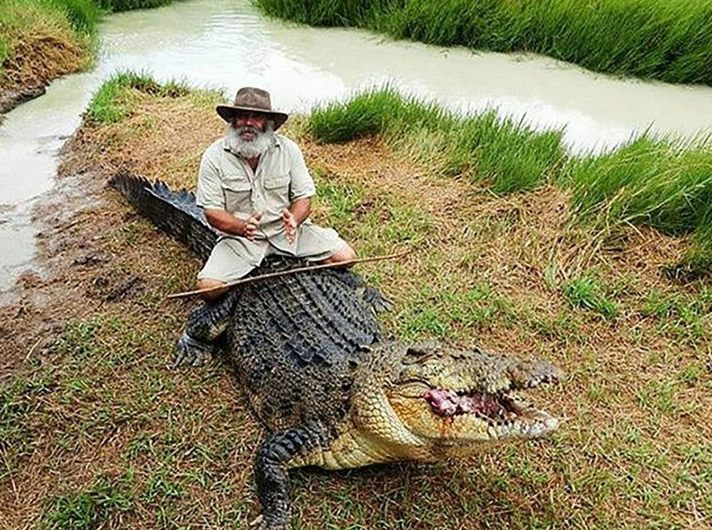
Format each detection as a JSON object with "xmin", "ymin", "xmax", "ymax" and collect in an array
[
  {"xmin": 1, "ymin": 86, "xmax": 710, "ymax": 529},
  {"xmin": 0, "ymin": 2, "xmax": 90, "ymax": 93}
]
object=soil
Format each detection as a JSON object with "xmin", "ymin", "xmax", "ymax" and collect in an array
[{"xmin": 0, "ymin": 84, "xmax": 45, "ymax": 118}]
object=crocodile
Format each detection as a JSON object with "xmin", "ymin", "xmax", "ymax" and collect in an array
[{"xmin": 110, "ymin": 172, "xmax": 563, "ymax": 530}]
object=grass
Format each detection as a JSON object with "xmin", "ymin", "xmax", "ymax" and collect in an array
[
  {"xmin": 43, "ymin": 474, "xmax": 134, "ymax": 530},
  {"xmin": 562, "ymin": 274, "xmax": 618, "ymax": 319},
  {"xmin": 0, "ymin": 0, "xmax": 92, "ymax": 89},
  {"xmin": 86, "ymin": 70, "xmax": 190, "ymax": 123},
  {"xmin": 255, "ymin": 0, "xmax": 712, "ymax": 86},
  {"xmin": 0, "ymin": 0, "xmax": 178, "ymax": 97},
  {"xmin": 309, "ymin": 87, "xmax": 712, "ymax": 273},
  {"xmin": 310, "ymin": 87, "xmax": 566, "ymax": 194},
  {"xmin": 2, "ymin": 75, "xmax": 711, "ymax": 530}
]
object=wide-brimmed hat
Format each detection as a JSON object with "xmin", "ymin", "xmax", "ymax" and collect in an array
[{"xmin": 216, "ymin": 87, "xmax": 288, "ymax": 129}]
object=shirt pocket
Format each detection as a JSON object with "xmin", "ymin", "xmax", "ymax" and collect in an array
[
  {"xmin": 263, "ymin": 171, "xmax": 291, "ymax": 209},
  {"xmin": 221, "ymin": 175, "xmax": 252, "ymax": 215}
]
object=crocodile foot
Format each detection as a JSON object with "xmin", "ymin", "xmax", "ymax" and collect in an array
[{"xmin": 174, "ymin": 331, "xmax": 213, "ymax": 367}]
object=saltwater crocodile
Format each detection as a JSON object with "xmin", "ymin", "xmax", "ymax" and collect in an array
[{"xmin": 111, "ymin": 172, "xmax": 563, "ymax": 530}]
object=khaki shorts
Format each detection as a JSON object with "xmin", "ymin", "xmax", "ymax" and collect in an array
[{"xmin": 198, "ymin": 224, "xmax": 347, "ymax": 283}]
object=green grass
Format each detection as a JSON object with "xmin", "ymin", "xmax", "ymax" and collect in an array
[
  {"xmin": 41, "ymin": 0, "xmax": 104, "ymax": 33},
  {"xmin": 308, "ymin": 87, "xmax": 712, "ymax": 273},
  {"xmin": 86, "ymin": 70, "xmax": 189, "ymax": 123},
  {"xmin": 310, "ymin": 87, "xmax": 565, "ymax": 194},
  {"xmin": 255, "ymin": 0, "xmax": 712, "ymax": 86},
  {"xmin": 43, "ymin": 474, "xmax": 134, "ymax": 530},
  {"xmin": 562, "ymin": 274, "xmax": 619, "ymax": 319},
  {"xmin": 568, "ymin": 137, "xmax": 712, "ymax": 235}
]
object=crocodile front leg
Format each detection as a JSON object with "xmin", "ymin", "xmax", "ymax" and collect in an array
[
  {"xmin": 175, "ymin": 289, "xmax": 240, "ymax": 367},
  {"xmin": 253, "ymin": 422, "xmax": 327, "ymax": 530}
]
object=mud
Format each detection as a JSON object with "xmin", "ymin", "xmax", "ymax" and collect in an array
[
  {"xmin": 0, "ymin": 84, "xmax": 46, "ymax": 121},
  {"xmin": 0, "ymin": 136, "xmax": 194, "ymax": 377}
]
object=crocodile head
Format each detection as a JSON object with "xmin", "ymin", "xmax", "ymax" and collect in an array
[{"xmin": 354, "ymin": 342, "xmax": 562, "ymax": 460}]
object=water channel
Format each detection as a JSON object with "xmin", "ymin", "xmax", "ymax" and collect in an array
[{"xmin": 2, "ymin": 0, "xmax": 712, "ymax": 293}]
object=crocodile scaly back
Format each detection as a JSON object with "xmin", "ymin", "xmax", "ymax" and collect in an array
[{"xmin": 227, "ymin": 256, "xmax": 380, "ymax": 433}]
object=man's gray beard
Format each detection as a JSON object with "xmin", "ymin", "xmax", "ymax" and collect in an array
[{"xmin": 227, "ymin": 124, "xmax": 275, "ymax": 159}]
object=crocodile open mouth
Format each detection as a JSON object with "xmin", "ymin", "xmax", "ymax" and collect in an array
[{"xmin": 424, "ymin": 389, "xmax": 521, "ymax": 421}]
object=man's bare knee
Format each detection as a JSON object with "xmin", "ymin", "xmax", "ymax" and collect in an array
[
  {"xmin": 322, "ymin": 244, "xmax": 357, "ymax": 267},
  {"xmin": 196, "ymin": 278, "xmax": 228, "ymax": 300}
]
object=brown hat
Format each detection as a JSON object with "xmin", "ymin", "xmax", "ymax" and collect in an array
[{"xmin": 216, "ymin": 87, "xmax": 288, "ymax": 129}]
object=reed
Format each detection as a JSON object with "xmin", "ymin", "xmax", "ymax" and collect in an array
[{"xmin": 255, "ymin": 0, "xmax": 712, "ymax": 86}]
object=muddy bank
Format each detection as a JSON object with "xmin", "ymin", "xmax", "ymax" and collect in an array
[
  {"xmin": 0, "ymin": 84, "xmax": 710, "ymax": 529},
  {"xmin": 0, "ymin": 85, "xmax": 45, "ymax": 119}
]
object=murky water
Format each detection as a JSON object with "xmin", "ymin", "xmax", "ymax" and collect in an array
[{"xmin": 2, "ymin": 0, "xmax": 712, "ymax": 291}]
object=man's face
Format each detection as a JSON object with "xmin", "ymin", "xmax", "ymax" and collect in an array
[{"xmin": 233, "ymin": 111, "xmax": 268, "ymax": 141}]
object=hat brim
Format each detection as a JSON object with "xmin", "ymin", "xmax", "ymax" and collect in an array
[{"xmin": 216, "ymin": 105, "xmax": 288, "ymax": 130}]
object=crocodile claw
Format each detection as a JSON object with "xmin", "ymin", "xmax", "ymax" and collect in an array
[
  {"xmin": 174, "ymin": 331, "xmax": 213, "ymax": 367},
  {"xmin": 361, "ymin": 286, "xmax": 393, "ymax": 314}
]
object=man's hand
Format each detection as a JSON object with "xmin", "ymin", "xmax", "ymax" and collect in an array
[
  {"xmin": 204, "ymin": 208, "xmax": 262, "ymax": 239},
  {"xmin": 242, "ymin": 211, "xmax": 262, "ymax": 240},
  {"xmin": 282, "ymin": 208, "xmax": 297, "ymax": 244}
]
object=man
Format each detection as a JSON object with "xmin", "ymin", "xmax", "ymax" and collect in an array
[{"xmin": 195, "ymin": 86, "xmax": 356, "ymax": 299}]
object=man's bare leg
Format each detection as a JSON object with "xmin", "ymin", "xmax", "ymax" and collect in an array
[
  {"xmin": 321, "ymin": 244, "xmax": 357, "ymax": 266},
  {"xmin": 196, "ymin": 278, "xmax": 229, "ymax": 301}
]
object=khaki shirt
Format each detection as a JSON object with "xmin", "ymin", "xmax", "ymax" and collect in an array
[{"xmin": 195, "ymin": 133, "xmax": 318, "ymax": 264}]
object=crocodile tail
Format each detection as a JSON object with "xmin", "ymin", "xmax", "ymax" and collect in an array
[{"xmin": 108, "ymin": 171, "xmax": 217, "ymax": 260}]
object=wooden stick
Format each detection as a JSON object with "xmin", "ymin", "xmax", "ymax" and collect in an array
[{"xmin": 167, "ymin": 250, "xmax": 411, "ymax": 300}]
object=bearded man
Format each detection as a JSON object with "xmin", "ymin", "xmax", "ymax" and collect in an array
[{"xmin": 194, "ymin": 87, "xmax": 356, "ymax": 300}]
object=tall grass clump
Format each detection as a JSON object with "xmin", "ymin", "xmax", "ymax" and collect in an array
[
  {"xmin": 1, "ymin": 0, "xmax": 178, "ymax": 95},
  {"xmin": 87, "ymin": 70, "xmax": 189, "ymax": 123},
  {"xmin": 309, "ymin": 87, "xmax": 565, "ymax": 193},
  {"xmin": 568, "ymin": 137, "xmax": 712, "ymax": 234},
  {"xmin": 0, "ymin": 0, "xmax": 95, "ymax": 87},
  {"xmin": 40, "ymin": 0, "xmax": 103, "ymax": 33},
  {"xmin": 255, "ymin": 0, "xmax": 712, "ymax": 86},
  {"xmin": 309, "ymin": 88, "xmax": 712, "ymax": 272},
  {"xmin": 568, "ymin": 136, "xmax": 712, "ymax": 275}
]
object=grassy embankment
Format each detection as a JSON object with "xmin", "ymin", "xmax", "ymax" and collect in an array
[
  {"xmin": 1, "ymin": 73, "xmax": 710, "ymax": 529},
  {"xmin": 255, "ymin": 0, "xmax": 712, "ymax": 85},
  {"xmin": 0, "ymin": 0, "xmax": 174, "ymax": 110},
  {"xmin": 310, "ymin": 87, "xmax": 712, "ymax": 277}
]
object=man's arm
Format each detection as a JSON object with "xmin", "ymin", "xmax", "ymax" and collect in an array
[
  {"xmin": 205, "ymin": 209, "xmax": 262, "ymax": 240},
  {"xmin": 289, "ymin": 197, "xmax": 311, "ymax": 225}
]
